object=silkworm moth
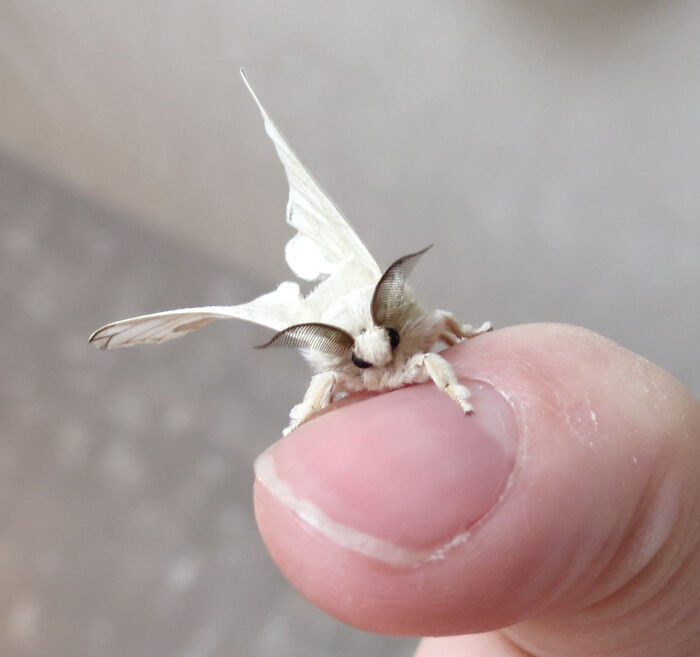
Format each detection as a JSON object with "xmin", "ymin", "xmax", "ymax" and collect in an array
[{"xmin": 90, "ymin": 70, "xmax": 491, "ymax": 435}]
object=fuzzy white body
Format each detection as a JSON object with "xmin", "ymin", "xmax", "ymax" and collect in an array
[
  {"xmin": 302, "ymin": 285, "xmax": 456, "ymax": 391},
  {"xmin": 287, "ymin": 281, "xmax": 490, "ymax": 434},
  {"xmin": 89, "ymin": 72, "xmax": 491, "ymax": 435}
]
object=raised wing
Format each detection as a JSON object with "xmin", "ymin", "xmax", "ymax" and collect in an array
[
  {"xmin": 241, "ymin": 69, "xmax": 381, "ymax": 286},
  {"xmin": 89, "ymin": 282, "xmax": 302, "ymax": 350}
]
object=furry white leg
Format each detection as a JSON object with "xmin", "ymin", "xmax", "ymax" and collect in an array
[
  {"xmin": 440, "ymin": 332, "xmax": 460, "ymax": 347},
  {"xmin": 433, "ymin": 311, "xmax": 492, "ymax": 344},
  {"xmin": 443, "ymin": 314, "xmax": 492, "ymax": 339},
  {"xmin": 408, "ymin": 352, "xmax": 474, "ymax": 415},
  {"xmin": 283, "ymin": 371, "xmax": 336, "ymax": 436},
  {"xmin": 458, "ymin": 320, "xmax": 492, "ymax": 338}
]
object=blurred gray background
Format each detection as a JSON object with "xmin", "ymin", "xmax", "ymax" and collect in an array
[{"xmin": 1, "ymin": 1, "xmax": 698, "ymax": 656}]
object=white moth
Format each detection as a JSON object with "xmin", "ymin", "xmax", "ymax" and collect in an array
[{"xmin": 90, "ymin": 70, "xmax": 492, "ymax": 435}]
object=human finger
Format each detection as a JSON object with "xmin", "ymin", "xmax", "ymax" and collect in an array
[{"xmin": 254, "ymin": 324, "xmax": 700, "ymax": 655}]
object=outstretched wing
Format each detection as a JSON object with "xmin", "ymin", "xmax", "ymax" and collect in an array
[
  {"xmin": 241, "ymin": 70, "xmax": 381, "ymax": 287},
  {"xmin": 91, "ymin": 74, "xmax": 381, "ymax": 351},
  {"xmin": 89, "ymin": 282, "xmax": 302, "ymax": 350}
]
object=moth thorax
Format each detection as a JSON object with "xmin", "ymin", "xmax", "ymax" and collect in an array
[{"xmin": 354, "ymin": 327, "xmax": 392, "ymax": 367}]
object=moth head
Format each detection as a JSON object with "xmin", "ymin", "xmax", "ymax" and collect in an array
[{"xmin": 351, "ymin": 327, "xmax": 394, "ymax": 369}]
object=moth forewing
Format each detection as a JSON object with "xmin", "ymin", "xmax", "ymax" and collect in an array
[{"xmin": 89, "ymin": 72, "xmax": 492, "ymax": 435}]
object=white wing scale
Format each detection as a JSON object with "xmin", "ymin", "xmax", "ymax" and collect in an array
[{"xmin": 91, "ymin": 73, "xmax": 380, "ymax": 351}]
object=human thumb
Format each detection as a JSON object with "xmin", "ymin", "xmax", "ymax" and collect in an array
[{"xmin": 254, "ymin": 324, "xmax": 700, "ymax": 657}]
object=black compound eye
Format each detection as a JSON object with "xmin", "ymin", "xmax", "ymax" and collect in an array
[
  {"xmin": 386, "ymin": 327, "xmax": 400, "ymax": 350},
  {"xmin": 351, "ymin": 353, "xmax": 373, "ymax": 369}
]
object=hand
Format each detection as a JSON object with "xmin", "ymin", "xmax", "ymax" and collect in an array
[{"xmin": 253, "ymin": 324, "xmax": 700, "ymax": 657}]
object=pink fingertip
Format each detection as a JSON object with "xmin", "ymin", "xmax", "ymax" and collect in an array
[{"xmin": 254, "ymin": 380, "xmax": 518, "ymax": 565}]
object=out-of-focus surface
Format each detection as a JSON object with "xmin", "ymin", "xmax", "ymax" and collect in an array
[
  {"xmin": 0, "ymin": 153, "xmax": 413, "ymax": 657},
  {"xmin": 0, "ymin": 1, "xmax": 698, "ymax": 656}
]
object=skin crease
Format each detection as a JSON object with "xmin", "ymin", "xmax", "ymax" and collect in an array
[{"xmin": 254, "ymin": 324, "xmax": 700, "ymax": 657}]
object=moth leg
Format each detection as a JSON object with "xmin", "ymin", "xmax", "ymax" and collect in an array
[
  {"xmin": 440, "ymin": 332, "xmax": 460, "ymax": 347},
  {"xmin": 459, "ymin": 320, "xmax": 492, "ymax": 339},
  {"xmin": 417, "ymin": 352, "xmax": 474, "ymax": 415},
  {"xmin": 283, "ymin": 371, "xmax": 336, "ymax": 436},
  {"xmin": 441, "ymin": 313, "xmax": 492, "ymax": 340}
]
